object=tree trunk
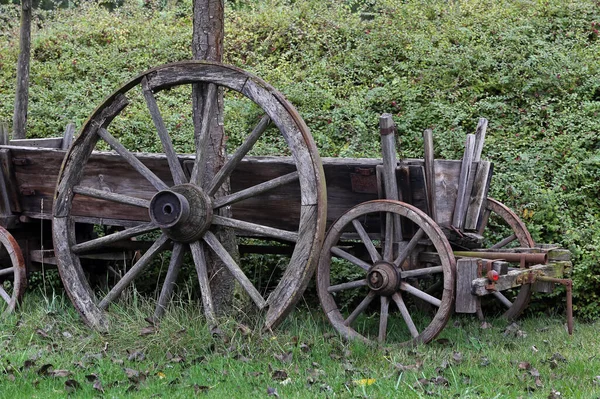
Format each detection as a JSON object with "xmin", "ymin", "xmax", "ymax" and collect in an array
[
  {"xmin": 192, "ymin": 0, "xmax": 237, "ymax": 313},
  {"xmin": 13, "ymin": 0, "xmax": 32, "ymax": 140}
]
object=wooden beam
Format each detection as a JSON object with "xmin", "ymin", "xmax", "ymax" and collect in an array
[{"xmin": 12, "ymin": 0, "xmax": 32, "ymax": 140}]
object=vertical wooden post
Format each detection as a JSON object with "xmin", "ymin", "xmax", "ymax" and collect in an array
[
  {"xmin": 13, "ymin": 0, "xmax": 32, "ymax": 140},
  {"xmin": 61, "ymin": 123, "xmax": 76, "ymax": 150},
  {"xmin": 452, "ymin": 134, "xmax": 476, "ymax": 229},
  {"xmin": 192, "ymin": 0, "xmax": 236, "ymax": 313},
  {"xmin": 422, "ymin": 128, "xmax": 437, "ymax": 222},
  {"xmin": 0, "ymin": 123, "xmax": 9, "ymax": 146},
  {"xmin": 379, "ymin": 114, "xmax": 403, "ymax": 258}
]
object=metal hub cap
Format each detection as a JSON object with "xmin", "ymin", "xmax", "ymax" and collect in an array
[
  {"xmin": 367, "ymin": 261, "xmax": 400, "ymax": 296},
  {"xmin": 149, "ymin": 184, "xmax": 213, "ymax": 243}
]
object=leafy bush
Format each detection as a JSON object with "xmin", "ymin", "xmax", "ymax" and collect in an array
[{"xmin": 1, "ymin": 0, "xmax": 600, "ymax": 317}]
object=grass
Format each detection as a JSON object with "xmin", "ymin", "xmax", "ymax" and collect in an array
[{"xmin": 1, "ymin": 291, "xmax": 599, "ymax": 398}]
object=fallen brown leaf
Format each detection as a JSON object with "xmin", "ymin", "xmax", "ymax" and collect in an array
[
  {"xmin": 64, "ymin": 379, "xmax": 80, "ymax": 393},
  {"xmin": 272, "ymin": 370, "xmax": 288, "ymax": 381}
]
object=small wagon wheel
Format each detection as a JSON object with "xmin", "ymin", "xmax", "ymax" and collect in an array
[
  {"xmin": 476, "ymin": 197, "xmax": 535, "ymax": 319},
  {"xmin": 317, "ymin": 200, "xmax": 455, "ymax": 345},
  {"xmin": 0, "ymin": 226, "xmax": 27, "ymax": 316},
  {"xmin": 53, "ymin": 61, "xmax": 326, "ymax": 331}
]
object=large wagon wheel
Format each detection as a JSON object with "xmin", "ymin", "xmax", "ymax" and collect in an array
[
  {"xmin": 0, "ymin": 226, "xmax": 27, "ymax": 316},
  {"xmin": 476, "ymin": 197, "xmax": 535, "ymax": 319},
  {"xmin": 317, "ymin": 200, "xmax": 455, "ymax": 345},
  {"xmin": 53, "ymin": 61, "xmax": 326, "ymax": 331}
]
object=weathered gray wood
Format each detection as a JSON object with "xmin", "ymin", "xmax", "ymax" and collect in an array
[
  {"xmin": 12, "ymin": 0, "xmax": 32, "ymax": 140},
  {"xmin": 464, "ymin": 161, "xmax": 492, "ymax": 230},
  {"xmin": 9, "ymin": 137, "xmax": 63, "ymax": 148},
  {"xmin": 154, "ymin": 243, "xmax": 186, "ymax": 320},
  {"xmin": 344, "ymin": 291, "xmax": 376, "ymax": 326},
  {"xmin": 351, "ymin": 219, "xmax": 381, "ymax": 263},
  {"xmin": 392, "ymin": 293, "xmax": 419, "ymax": 338},
  {"xmin": 213, "ymin": 171, "xmax": 299, "ymax": 209},
  {"xmin": 0, "ymin": 123, "xmax": 9, "ymax": 145},
  {"xmin": 472, "ymin": 118, "xmax": 488, "ymax": 162},
  {"xmin": 492, "ymin": 291, "xmax": 513, "ymax": 308},
  {"xmin": 455, "ymin": 258, "xmax": 478, "ymax": 314},
  {"xmin": 399, "ymin": 266, "xmax": 443, "ymax": 278},
  {"xmin": 452, "ymin": 134, "xmax": 476, "ymax": 229},
  {"xmin": 327, "ymin": 279, "xmax": 367, "ymax": 293},
  {"xmin": 208, "ymin": 115, "xmax": 270, "ymax": 196},
  {"xmin": 71, "ymin": 222, "xmax": 158, "ymax": 254},
  {"xmin": 400, "ymin": 281, "xmax": 441, "ymax": 307},
  {"xmin": 0, "ymin": 225, "xmax": 27, "ymax": 315},
  {"xmin": 190, "ymin": 82, "xmax": 217, "ymax": 186},
  {"xmin": 393, "ymin": 228, "xmax": 424, "ymax": 268},
  {"xmin": 471, "ymin": 262, "xmax": 570, "ymax": 296},
  {"xmin": 97, "ymin": 234, "xmax": 169, "ymax": 310},
  {"xmin": 422, "ymin": 129, "xmax": 437, "ymax": 221},
  {"xmin": 189, "ymin": 240, "xmax": 216, "ymax": 326},
  {"xmin": 154, "ymin": 243, "xmax": 186, "ymax": 311},
  {"xmin": 212, "ymin": 215, "xmax": 298, "ymax": 242},
  {"xmin": 98, "ymin": 128, "xmax": 168, "ymax": 191},
  {"xmin": 378, "ymin": 296, "xmax": 390, "ymax": 342},
  {"xmin": 379, "ymin": 114, "xmax": 401, "ymax": 260},
  {"xmin": 73, "ymin": 185, "xmax": 151, "ymax": 208},
  {"xmin": 331, "ymin": 246, "xmax": 371, "ymax": 271},
  {"xmin": 141, "ymin": 77, "xmax": 186, "ymax": 186},
  {"xmin": 203, "ymin": 231, "xmax": 267, "ymax": 309},
  {"xmin": 62, "ymin": 123, "xmax": 76, "ymax": 150}
]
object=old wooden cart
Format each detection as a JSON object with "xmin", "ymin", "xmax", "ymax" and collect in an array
[{"xmin": 0, "ymin": 62, "xmax": 571, "ymax": 345}]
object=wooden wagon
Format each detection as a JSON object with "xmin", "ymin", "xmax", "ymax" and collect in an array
[{"xmin": 0, "ymin": 62, "xmax": 572, "ymax": 345}]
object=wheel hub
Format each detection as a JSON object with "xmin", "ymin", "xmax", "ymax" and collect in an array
[
  {"xmin": 367, "ymin": 261, "xmax": 400, "ymax": 296},
  {"xmin": 149, "ymin": 184, "xmax": 213, "ymax": 243}
]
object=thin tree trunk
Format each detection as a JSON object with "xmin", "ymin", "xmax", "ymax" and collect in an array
[
  {"xmin": 192, "ymin": 0, "xmax": 237, "ymax": 313},
  {"xmin": 13, "ymin": 0, "xmax": 32, "ymax": 140}
]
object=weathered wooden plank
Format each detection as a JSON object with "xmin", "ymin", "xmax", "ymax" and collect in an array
[
  {"xmin": 422, "ymin": 128, "xmax": 437, "ymax": 221},
  {"xmin": 473, "ymin": 118, "xmax": 488, "ymax": 162},
  {"xmin": 62, "ymin": 123, "xmax": 76, "ymax": 150},
  {"xmin": 455, "ymin": 258, "xmax": 478, "ymax": 313},
  {"xmin": 464, "ymin": 161, "xmax": 492, "ymax": 230},
  {"xmin": 9, "ymin": 137, "xmax": 64, "ymax": 148},
  {"xmin": 0, "ymin": 123, "xmax": 9, "ymax": 145},
  {"xmin": 0, "ymin": 149, "xmax": 21, "ymax": 214},
  {"xmin": 452, "ymin": 134, "xmax": 476, "ymax": 229}
]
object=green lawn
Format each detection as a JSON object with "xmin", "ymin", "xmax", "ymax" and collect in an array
[{"xmin": 1, "ymin": 291, "xmax": 598, "ymax": 398}]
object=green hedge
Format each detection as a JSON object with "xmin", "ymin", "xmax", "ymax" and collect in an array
[{"xmin": 1, "ymin": 0, "xmax": 600, "ymax": 317}]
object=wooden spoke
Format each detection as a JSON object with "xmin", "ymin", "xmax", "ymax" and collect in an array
[
  {"xmin": 0, "ymin": 286, "xmax": 10, "ymax": 304},
  {"xmin": 98, "ymin": 234, "xmax": 169, "ymax": 310},
  {"xmin": 153, "ymin": 243, "xmax": 186, "ymax": 320},
  {"xmin": 331, "ymin": 246, "xmax": 371, "ymax": 271},
  {"xmin": 208, "ymin": 115, "xmax": 271, "ymax": 196},
  {"xmin": 328, "ymin": 279, "xmax": 367, "ymax": 294},
  {"xmin": 189, "ymin": 83, "xmax": 217, "ymax": 186},
  {"xmin": 213, "ymin": 171, "xmax": 299, "ymax": 209},
  {"xmin": 344, "ymin": 290, "xmax": 376, "ymax": 327},
  {"xmin": 400, "ymin": 266, "xmax": 443, "ymax": 279},
  {"xmin": 189, "ymin": 241, "xmax": 216, "ymax": 326},
  {"xmin": 141, "ymin": 77, "xmax": 186, "ymax": 185},
  {"xmin": 203, "ymin": 231, "xmax": 267, "ymax": 309},
  {"xmin": 71, "ymin": 222, "xmax": 158, "ymax": 254},
  {"xmin": 393, "ymin": 228, "xmax": 425, "ymax": 269},
  {"xmin": 492, "ymin": 291, "xmax": 513, "ymax": 309},
  {"xmin": 491, "ymin": 233, "xmax": 517, "ymax": 250},
  {"xmin": 383, "ymin": 211, "xmax": 394, "ymax": 262},
  {"xmin": 212, "ymin": 215, "xmax": 298, "ymax": 242},
  {"xmin": 98, "ymin": 128, "xmax": 168, "ymax": 191},
  {"xmin": 73, "ymin": 186, "xmax": 150, "ymax": 208},
  {"xmin": 352, "ymin": 219, "xmax": 381, "ymax": 263},
  {"xmin": 0, "ymin": 267, "xmax": 14, "ymax": 277},
  {"xmin": 400, "ymin": 282, "xmax": 442, "ymax": 307},
  {"xmin": 378, "ymin": 296, "xmax": 390, "ymax": 342},
  {"xmin": 392, "ymin": 293, "xmax": 419, "ymax": 338}
]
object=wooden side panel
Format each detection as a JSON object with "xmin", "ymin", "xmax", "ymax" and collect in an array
[{"xmin": 455, "ymin": 258, "xmax": 478, "ymax": 314}]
